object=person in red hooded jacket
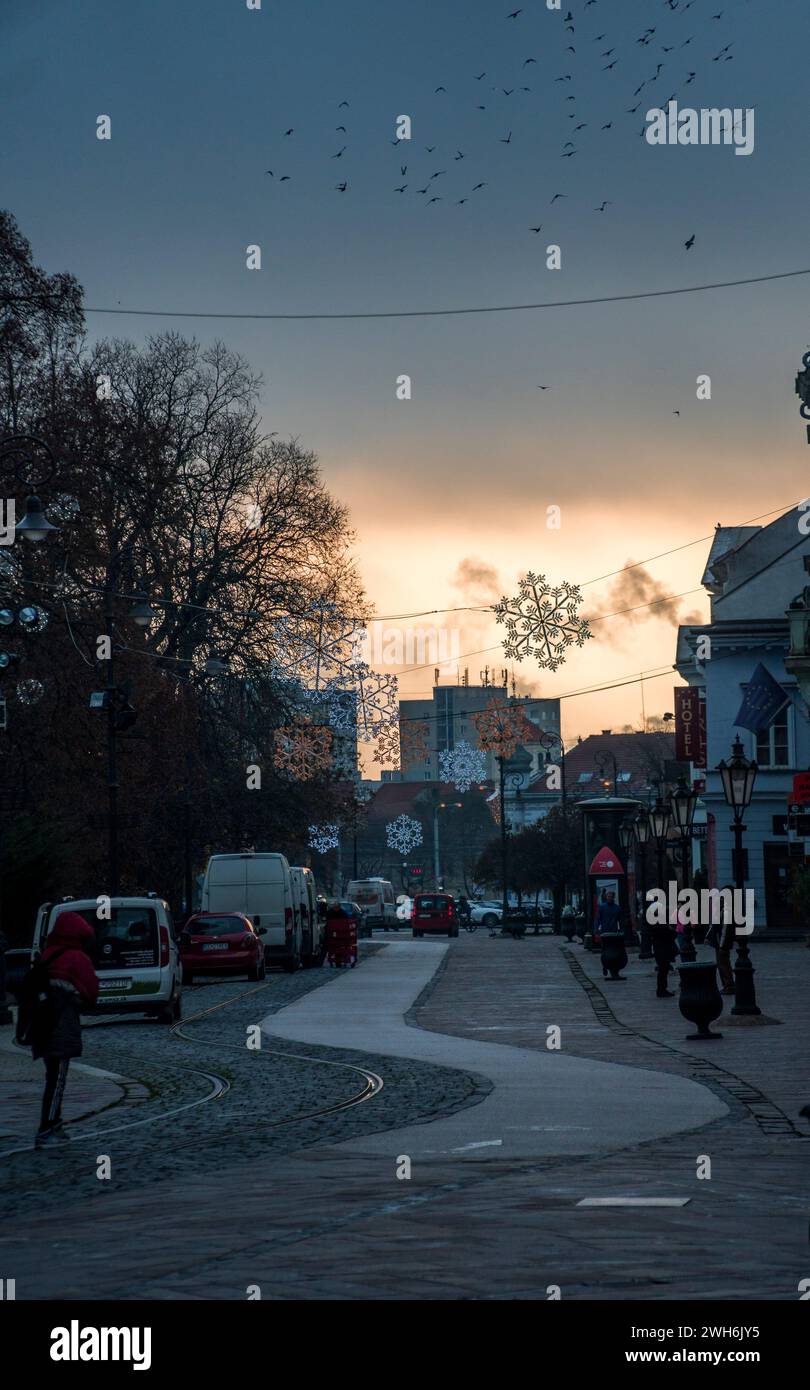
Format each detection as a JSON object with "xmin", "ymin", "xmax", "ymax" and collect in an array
[{"xmin": 23, "ymin": 912, "xmax": 99, "ymax": 1148}]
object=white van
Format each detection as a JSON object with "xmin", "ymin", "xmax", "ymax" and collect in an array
[
  {"xmin": 201, "ymin": 852, "xmax": 301, "ymax": 971},
  {"xmin": 32, "ymin": 897, "xmax": 182, "ymax": 1022},
  {"xmin": 345, "ymin": 878, "xmax": 398, "ymax": 933},
  {"xmin": 290, "ymin": 866, "xmax": 325, "ymax": 967}
]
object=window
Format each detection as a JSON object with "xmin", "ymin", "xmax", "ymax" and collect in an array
[
  {"xmin": 755, "ymin": 708, "xmax": 790, "ymax": 768},
  {"xmin": 577, "ymin": 771, "xmax": 593, "ymax": 784},
  {"xmin": 69, "ymin": 907, "xmax": 159, "ymax": 971}
]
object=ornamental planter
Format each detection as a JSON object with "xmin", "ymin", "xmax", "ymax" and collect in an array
[{"xmin": 678, "ymin": 961, "xmax": 723, "ymax": 1040}]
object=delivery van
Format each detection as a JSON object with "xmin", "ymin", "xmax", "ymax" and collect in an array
[
  {"xmin": 32, "ymin": 896, "xmax": 182, "ymax": 1022},
  {"xmin": 345, "ymin": 878, "xmax": 398, "ymax": 932},
  {"xmin": 290, "ymin": 865, "xmax": 325, "ymax": 967},
  {"xmin": 200, "ymin": 852, "xmax": 301, "ymax": 971}
]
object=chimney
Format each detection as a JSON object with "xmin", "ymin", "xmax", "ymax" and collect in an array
[{"xmin": 601, "ymin": 729, "xmax": 612, "ymax": 735}]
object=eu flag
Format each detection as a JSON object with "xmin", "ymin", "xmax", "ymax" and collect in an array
[{"xmin": 733, "ymin": 663, "xmax": 790, "ymax": 734}]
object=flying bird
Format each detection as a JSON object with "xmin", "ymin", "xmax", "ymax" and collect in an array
[
  {"xmin": 427, "ymin": 196, "xmax": 442, "ymax": 204},
  {"xmin": 601, "ymin": 122, "xmax": 612, "ymax": 130},
  {"xmin": 472, "ymin": 182, "xmax": 487, "ymax": 190},
  {"xmin": 395, "ymin": 184, "xmax": 407, "ymax": 192},
  {"xmin": 550, "ymin": 192, "xmax": 567, "ymax": 202},
  {"xmin": 684, "ymin": 234, "xmax": 695, "ymax": 249},
  {"xmin": 474, "ymin": 72, "xmax": 486, "ymax": 80},
  {"xmin": 502, "ymin": 88, "xmax": 515, "ymax": 95},
  {"xmin": 435, "ymin": 86, "xmax": 446, "ymax": 93},
  {"xmin": 336, "ymin": 125, "xmax": 347, "ymax": 132},
  {"xmin": 500, "ymin": 130, "xmax": 513, "ymax": 143},
  {"xmin": 425, "ymin": 145, "xmax": 436, "ymax": 152},
  {"xmin": 507, "ymin": 8, "xmax": 523, "ymax": 17},
  {"xmin": 457, "ymin": 199, "xmax": 468, "ymax": 205},
  {"xmin": 338, "ymin": 100, "xmax": 349, "ymax": 108},
  {"xmin": 673, "ymin": 410, "xmax": 680, "ymax": 415},
  {"xmin": 537, "ymin": 385, "xmax": 549, "ymax": 389},
  {"xmin": 332, "ymin": 147, "xmax": 346, "ymax": 157},
  {"xmin": 279, "ymin": 175, "xmax": 290, "ymax": 181},
  {"xmin": 284, "ymin": 128, "xmax": 294, "ymax": 136},
  {"xmin": 335, "ymin": 182, "xmax": 347, "ymax": 192},
  {"xmin": 529, "ymin": 225, "xmax": 543, "ymax": 232},
  {"xmin": 594, "ymin": 201, "xmax": 612, "ymax": 211},
  {"xmin": 454, "ymin": 151, "xmax": 464, "ymax": 160},
  {"xmin": 523, "ymin": 57, "xmax": 536, "ymax": 66},
  {"xmin": 416, "ymin": 186, "xmax": 429, "ymax": 194},
  {"xmin": 400, "ymin": 165, "xmax": 407, "ymax": 175},
  {"xmin": 603, "ymin": 61, "xmax": 617, "ymax": 70}
]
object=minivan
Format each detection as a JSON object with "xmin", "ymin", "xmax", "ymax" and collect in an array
[
  {"xmin": 345, "ymin": 878, "xmax": 398, "ymax": 932},
  {"xmin": 200, "ymin": 852, "xmax": 302, "ymax": 971},
  {"xmin": 32, "ymin": 897, "xmax": 182, "ymax": 1022},
  {"xmin": 411, "ymin": 893, "xmax": 458, "ymax": 938},
  {"xmin": 290, "ymin": 866, "xmax": 325, "ymax": 966}
]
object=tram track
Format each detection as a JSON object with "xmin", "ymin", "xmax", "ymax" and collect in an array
[{"xmin": 1, "ymin": 974, "xmax": 383, "ymax": 1158}]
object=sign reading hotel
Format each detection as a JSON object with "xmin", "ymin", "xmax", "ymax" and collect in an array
[{"xmin": 675, "ymin": 688, "xmax": 706, "ymax": 769}]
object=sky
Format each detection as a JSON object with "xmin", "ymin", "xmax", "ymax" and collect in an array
[{"xmin": 2, "ymin": 0, "xmax": 809, "ymax": 748}]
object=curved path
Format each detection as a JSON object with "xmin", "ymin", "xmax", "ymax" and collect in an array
[{"xmin": 262, "ymin": 940, "xmax": 727, "ymax": 1161}]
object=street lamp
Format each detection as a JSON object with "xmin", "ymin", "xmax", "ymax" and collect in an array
[
  {"xmin": 717, "ymin": 736, "xmax": 761, "ymax": 1016},
  {"xmin": 129, "ymin": 592, "xmax": 157, "ymax": 628},
  {"xmin": 649, "ymin": 796, "xmax": 671, "ymax": 892},
  {"xmin": 14, "ymin": 494, "xmax": 59, "ymax": 542},
  {"xmin": 670, "ymin": 776, "xmax": 699, "ymax": 960},
  {"xmin": 634, "ymin": 810, "xmax": 653, "ymax": 959},
  {"xmin": 0, "ymin": 434, "xmax": 62, "ymax": 542}
]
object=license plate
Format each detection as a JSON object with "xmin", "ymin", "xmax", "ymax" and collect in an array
[
  {"xmin": 202, "ymin": 943, "xmax": 229, "ymax": 951},
  {"xmin": 100, "ymin": 978, "xmax": 131, "ymax": 990}
]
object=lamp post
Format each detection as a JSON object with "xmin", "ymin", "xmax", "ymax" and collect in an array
[
  {"xmin": 670, "ymin": 776, "xmax": 699, "ymax": 961},
  {"xmin": 540, "ymin": 730, "xmax": 567, "ymax": 805},
  {"xmin": 0, "ymin": 436, "xmax": 61, "ymax": 962},
  {"xmin": 618, "ymin": 816, "xmax": 637, "ymax": 946},
  {"xmin": 633, "ymin": 810, "xmax": 653, "ymax": 959},
  {"xmin": 649, "ymin": 796, "xmax": 672, "ymax": 892},
  {"xmin": 717, "ymin": 736, "xmax": 761, "ymax": 1016},
  {"xmin": 595, "ymin": 750, "xmax": 619, "ymax": 796}
]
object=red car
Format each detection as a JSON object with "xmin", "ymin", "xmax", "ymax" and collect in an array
[
  {"xmin": 411, "ymin": 893, "xmax": 458, "ymax": 938},
  {"xmin": 180, "ymin": 912, "xmax": 267, "ymax": 985}
]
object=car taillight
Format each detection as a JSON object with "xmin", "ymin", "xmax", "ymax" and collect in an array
[
  {"xmin": 159, "ymin": 925, "xmax": 170, "ymax": 967},
  {"xmin": 448, "ymin": 903, "xmax": 455, "ymax": 917},
  {"xmin": 285, "ymin": 907, "xmax": 293, "ymax": 937},
  {"xmin": 243, "ymin": 934, "xmax": 255, "ymax": 946}
]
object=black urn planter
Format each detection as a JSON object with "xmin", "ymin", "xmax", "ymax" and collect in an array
[
  {"xmin": 678, "ymin": 961, "xmax": 723, "ymax": 1040},
  {"xmin": 562, "ymin": 919, "xmax": 577, "ymax": 943},
  {"xmin": 600, "ymin": 932, "xmax": 628, "ymax": 980}
]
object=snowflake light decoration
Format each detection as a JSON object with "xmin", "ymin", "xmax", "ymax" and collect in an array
[
  {"xmin": 494, "ymin": 572, "xmax": 591, "ymax": 671},
  {"xmin": 274, "ymin": 722, "xmax": 333, "ymax": 780},
  {"xmin": 373, "ymin": 725, "xmax": 401, "ymax": 768},
  {"xmin": 308, "ymin": 823, "xmax": 340, "ymax": 854},
  {"xmin": 269, "ymin": 602, "xmax": 365, "ymax": 689},
  {"xmin": 472, "ymin": 697, "xmax": 537, "ymax": 762},
  {"xmin": 438, "ymin": 740, "xmax": 487, "ymax": 793},
  {"xmin": 386, "ymin": 814, "xmax": 423, "ymax": 855},
  {"xmin": 352, "ymin": 662, "xmax": 398, "ymax": 742},
  {"xmin": 400, "ymin": 718, "xmax": 430, "ymax": 766}
]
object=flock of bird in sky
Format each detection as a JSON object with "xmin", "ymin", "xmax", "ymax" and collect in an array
[{"xmin": 265, "ymin": 0, "xmax": 739, "ymax": 251}]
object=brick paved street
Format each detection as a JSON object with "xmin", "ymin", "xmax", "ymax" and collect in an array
[{"xmin": 2, "ymin": 934, "xmax": 808, "ymax": 1300}]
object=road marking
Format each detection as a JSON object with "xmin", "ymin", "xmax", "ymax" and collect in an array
[
  {"xmin": 576, "ymin": 1197, "xmax": 690, "ymax": 1207},
  {"xmin": 450, "ymin": 1139, "xmax": 503, "ymax": 1152}
]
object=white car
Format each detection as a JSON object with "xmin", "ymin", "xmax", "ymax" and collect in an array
[
  {"xmin": 469, "ymin": 900, "xmax": 503, "ymax": 927},
  {"xmin": 33, "ymin": 896, "xmax": 183, "ymax": 1022}
]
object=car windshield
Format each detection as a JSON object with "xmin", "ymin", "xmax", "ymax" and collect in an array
[
  {"xmin": 67, "ymin": 907, "xmax": 159, "ymax": 970},
  {"xmin": 339, "ymin": 903, "xmax": 357, "ymax": 914},
  {"xmin": 188, "ymin": 918, "xmax": 247, "ymax": 935},
  {"xmin": 415, "ymin": 897, "xmax": 446, "ymax": 911},
  {"xmin": 353, "ymin": 888, "xmax": 379, "ymax": 904}
]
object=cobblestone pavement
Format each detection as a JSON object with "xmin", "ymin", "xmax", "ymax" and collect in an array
[{"xmin": 3, "ymin": 933, "xmax": 808, "ymax": 1300}]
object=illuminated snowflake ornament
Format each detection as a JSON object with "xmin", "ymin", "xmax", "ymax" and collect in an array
[
  {"xmin": 400, "ymin": 718, "xmax": 430, "ymax": 766},
  {"xmin": 494, "ymin": 572, "xmax": 591, "ymax": 671},
  {"xmin": 274, "ymin": 722, "xmax": 333, "ymax": 780},
  {"xmin": 352, "ymin": 663, "xmax": 398, "ymax": 742},
  {"xmin": 309, "ymin": 823, "xmax": 340, "ymax": 854},
  {"xmin": 373, "ymin": 725, "xmax": 401, "ymax": 768},
  {"xmin": 438, "ymin": 740, "xmax": 487, "ymax": 793},
  {"xmin": 386, "ymin": 814, "xmax": 423, "ymax": 855}
]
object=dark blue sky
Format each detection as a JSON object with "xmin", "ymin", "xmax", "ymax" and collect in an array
[{"xmin": 3, "ymin": 0, "xmax": 809, "ymax": 731}]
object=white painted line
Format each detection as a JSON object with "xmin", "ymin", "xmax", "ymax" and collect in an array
[
  {"xmin": 577, "ymin": 1197, "xmax": 690, "ymax": 1207},
  {"xmin": 450, "ymin": 1139, "xmax": 503, "ymax": 1152}
]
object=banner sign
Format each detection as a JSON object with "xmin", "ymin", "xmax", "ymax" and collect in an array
[{"xmin": 674, "ymin": 687, "xmax": 706, "ymax": 768}]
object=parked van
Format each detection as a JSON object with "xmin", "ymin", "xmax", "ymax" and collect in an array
[
  {"xmin": 345, "ymin": 878, "xmax": 398, "ymax": 933},
  {"xmin": 201, "ymin": 852, "xmax": 301, "ymax": 972},
  {"xmin": 411, "ymin": 892, "xmax": 458, "ymax": 938},
  {"xmin": 32, "ymin": 896, "xmax": 182, "ymax": 1022},
  {"xmin": 290, "ymin": 866, "xmax": 325, "ymax": 967}
]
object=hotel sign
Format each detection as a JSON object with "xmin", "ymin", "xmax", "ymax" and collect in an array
[{"xmin": 675, "ymin": 688, "xmax": 706, "ymax": 768}]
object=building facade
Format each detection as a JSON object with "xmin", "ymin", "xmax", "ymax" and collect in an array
[{"xmin": 675, "ymin": 507, "xmax": 810, "ymax": 934}]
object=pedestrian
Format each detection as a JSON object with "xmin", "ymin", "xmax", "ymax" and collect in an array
[
  {"xmin": 457, "ymin": 894, "xmax": 471, "ymax": 926},
  {"xmin": 651, "ymin": 918, "xmax": 677, "ymax": 997},
  {"xmin": 704, "ymin": 884, "xmax": 736, "ymax": 995},
  {"xmin": 597, "ymin": 890, "xmax": 627, "ymax": 980},
  {"xmin": 16, "ymin": 912, "xmax": 99, "ymax": 1149}
]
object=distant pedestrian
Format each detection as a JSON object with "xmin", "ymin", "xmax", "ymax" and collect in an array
[
  {"xmin": 457, "ymin": 895, "xmax": 471, "ymax": 925},
  {"xmin": 651, "ymin": 918, "xmax": 677, "ymax": 997},
  {"xmin": 704, "ymin": 885, "xmax": 736, "ymax": 994},
  {"xmin": 598, "ymin": 891, "xmax": 627, "ymax": 980},
  {"xmin": 16, "ymin": 912, "xmax": 99, "ymax": 1149}
]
